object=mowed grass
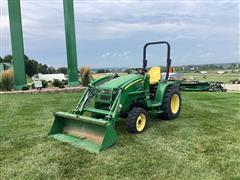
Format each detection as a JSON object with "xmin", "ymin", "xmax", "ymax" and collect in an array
[{"xmin": 0, "ymin": 92, "xmax": 240, "ymax": 179}]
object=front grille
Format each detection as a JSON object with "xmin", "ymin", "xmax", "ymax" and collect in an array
[
  {"xmin": 95, "ymin": 89, "xmax": 113, "ymax": 103},
  {"xmin": 96, "ymin": 89, "xmax": 112, "ymax": 94},
  {"xmin": 99, "ymin": 94, "xmax": 111, "ymax": 101}
]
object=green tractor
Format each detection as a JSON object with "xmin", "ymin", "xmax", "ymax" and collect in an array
[{"xmin": 49, "ymin": 41, "xmax": 181, "ymax": 153}]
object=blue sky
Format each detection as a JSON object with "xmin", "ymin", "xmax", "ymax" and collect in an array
[{"xmin": 0, "ymin": 0, "xmax": 239, "ymax": 68}]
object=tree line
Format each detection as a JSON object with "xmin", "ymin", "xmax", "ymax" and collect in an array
[
  {"xmin": 0, "ymin": 55, "xmax": 68, "ymax": 77},
  {"xmin": 173, "ymin": 63, "xmax": 239, "ymax": 72}
]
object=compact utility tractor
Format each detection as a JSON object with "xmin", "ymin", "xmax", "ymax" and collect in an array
[{"xmin": 49, "ymin": 41, "xmax": 181, "ymax": 153}]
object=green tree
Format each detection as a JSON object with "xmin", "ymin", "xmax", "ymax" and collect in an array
[
  {"xmin": 96, "ymin": 69, "xmax": 105, "ymax": 73},
  {"xmin": 57, "ymin": 67, "xmax": 68, "ymax": 75},
  {"xmin": 1, "ymin": 54, "xmax": 59, "ymax": 76},
  {"xmin": 24, "ymin": 55, "xmax": 29, "ymax": 61},
  {"xmin": 47, "ymin": 67, "xmax": 56, "ymax": 74},
  {"xmin": 3, "ymin": 55, "xmax": 13, "ymax": 63},
  {"xmin": 25, "ymin": 59, "xmax": 38, "ymax": 77},
  {"xmin": 38, "ymin": 63, "xmax": 45, "ymax": 74},
  {"xmin": 96, "ymin": 69, "xmax": 111, "ymax": 73},
  {"xmin": 42, "ymin": 64, "xmax": 48, "ymax": 74}
]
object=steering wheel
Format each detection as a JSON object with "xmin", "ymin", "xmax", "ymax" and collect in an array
[
  {"xmin": 135, "ymin": 68, "xmax": 147, "ymax": 74},
  {"xmin": 135, "ymin": 68, "xmax": 143, "ymax": 74}
]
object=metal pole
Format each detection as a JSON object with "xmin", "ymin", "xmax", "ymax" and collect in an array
[
  {"xmin": 8, "ymin": 0, "xmax": 26, "ymax": 90},
  {"xmin": 63, "ymin": 0, "xmax": 79, "ymax": 86}
]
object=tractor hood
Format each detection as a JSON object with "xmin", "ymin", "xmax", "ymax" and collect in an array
[{"xmin": 98, "ymin": 74, "xmax": 141, "ymax": 89}]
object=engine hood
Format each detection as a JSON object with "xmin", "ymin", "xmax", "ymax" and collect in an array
[{"xmin": 98, "ymin": 74, "xmax": 141, "ymax": 89}]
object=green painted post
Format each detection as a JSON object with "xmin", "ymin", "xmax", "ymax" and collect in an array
[
  {"xmin": 63, "ymin": 0, "xmax": 79, "ymax": 86},
  {"xmin": 8, "ymin": 0, "xmax": 26, "ymax": 90}
]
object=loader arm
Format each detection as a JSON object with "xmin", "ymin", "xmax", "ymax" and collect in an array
[{"xmin": 49, "ymin": 83, "xmax": 122, "ymax": 153}]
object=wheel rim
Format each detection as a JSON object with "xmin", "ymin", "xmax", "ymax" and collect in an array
[
  {"xmin": 171, "ymin": 94, "xmax": 180, "ymax": 114},
  {"xmin": 136, "ymin": 113, "xmax": 146, "ymax": 132}
]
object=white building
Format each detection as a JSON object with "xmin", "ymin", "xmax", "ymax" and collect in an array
[
  {"xmin": 217, "ymin": 71, "xmax": 225, "ymax": 74},
  {"xmin": 32, "ymin": 73, "xmax": 66, "ymax": 82},
  {"xmin": 200, "ymin": 71, "xmax": 207, "ymax": 74}
]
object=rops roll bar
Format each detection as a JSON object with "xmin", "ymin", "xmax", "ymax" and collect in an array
[{"xmin": 143, "ymin": 41, "xmax": 171, "ymax": 80}]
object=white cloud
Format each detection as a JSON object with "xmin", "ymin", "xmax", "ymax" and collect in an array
[
  {"xmin": 200, "ymin": 52, "xmax": 215, "ymax": 58},
  {"xmin": 101, "ymin": 50, "xmax": 131, "ymax": 59},
  {"xmin": 101, "ymin": 52, "xmax": 110, "ymax": 58},
  {"xmin": 1, "ymin": 0, "xmax": 238, "ymax": 41},
  {"xmin": 0, "ymin": 0, "xmax": 238, "ymax": 66},
  {"xmin": 197, "ymin": 44, "xmax": 202, "ymax": 48}
]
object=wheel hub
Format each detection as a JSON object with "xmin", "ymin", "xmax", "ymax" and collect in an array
[
  {"xmin": 136, "ymin": 113, "xmax": 146, "ymax": 132},
  {"xmin": 171, "ymin": 94, "xmax": 180, "ymax": 114}
]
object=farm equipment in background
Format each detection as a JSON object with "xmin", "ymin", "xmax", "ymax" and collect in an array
[
  {"xmin": 180, "ymin": 81, "xmax": 209, "ymax": 91},
  {"xmin": 180, "ymin": 81, "xmax": 226, "ymax": 92},
  {"xmin": 49, "ymin": 41, "xmax": 181, "ymax": 153},
  {"xmin": 230, "ymin": 79, "xmax": 240, "ymax": 84},
  {"xmin": 208, "ymin": 82, "xmax": 226, "ymax": 92}
]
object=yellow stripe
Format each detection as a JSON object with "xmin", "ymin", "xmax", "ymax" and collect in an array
[{"xmin": 125, "ymin": 79, "xmax": 142, "ymax": 89}]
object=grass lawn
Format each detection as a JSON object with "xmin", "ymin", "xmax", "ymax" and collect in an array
[{"xmin": 0, "ymin": 92, "xmax": 240, "ymax": 179}]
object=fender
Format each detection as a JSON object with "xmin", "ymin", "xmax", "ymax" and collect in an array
[{"xmin": 154, "ymin": 81, "xmax": 177, "ymax": 105}]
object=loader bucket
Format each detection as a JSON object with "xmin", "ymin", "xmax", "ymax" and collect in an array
[{"xmin": 49, "ymin": 112, "xmax": 117, "ymax": 153}]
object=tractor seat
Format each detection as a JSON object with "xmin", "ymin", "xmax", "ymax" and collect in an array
[{"xmin": 149, "ymin": 67, "xmax": 161, "ymax": 85}]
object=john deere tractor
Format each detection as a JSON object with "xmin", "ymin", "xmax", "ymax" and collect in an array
[{"xmin": 49, "ymin": 41, "xmax": 181, "ymax": 153}]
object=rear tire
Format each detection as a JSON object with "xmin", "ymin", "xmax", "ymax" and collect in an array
[
  {"xmin": 127, "ymin": 107, "xmax": 148, "ymax": 134},
  {"xmin": 160, "ymin": 86, "xmax": 181, "ymax": 120}
]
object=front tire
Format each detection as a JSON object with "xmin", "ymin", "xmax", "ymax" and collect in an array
[
  {"xmin": 160, "ymin": 86, "xmax": 181, "ymax": 120},
  {"xmin": 127, "ymin": 107, "xmax": 148, "ymax": 133}
]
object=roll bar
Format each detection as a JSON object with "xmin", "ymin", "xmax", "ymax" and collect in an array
[{"xmin": 143, "ymin": 41, "xmax": 171, "ymax": 80}]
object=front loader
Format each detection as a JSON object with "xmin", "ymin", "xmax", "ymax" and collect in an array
[{"xmin": 49, "ymin": 41, "xmax": 181, "ymax": 153}]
